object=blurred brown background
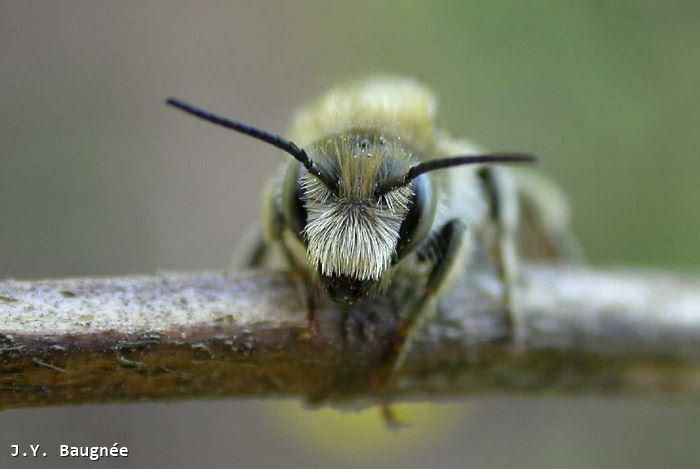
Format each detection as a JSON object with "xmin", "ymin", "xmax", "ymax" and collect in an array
[{"xmin": 2, "ymin": 1, "xmax": 700, "ymax": 468}]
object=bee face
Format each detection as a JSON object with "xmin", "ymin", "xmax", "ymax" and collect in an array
[{"xmin": 281, "ymin": 131, "xmax": 435, "ymax": 304}]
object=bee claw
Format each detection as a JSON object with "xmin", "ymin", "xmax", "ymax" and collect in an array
[
  {"xmin": 381, "ymin": 403, "xmax": 410, "ymax": 430},
  {"xmin": 304, "ymin": 317, "xmax": 319, "ymax": 336},
  {"xmin": 303, "ymin": 291, "xmax": 319, "ymax": 337}
]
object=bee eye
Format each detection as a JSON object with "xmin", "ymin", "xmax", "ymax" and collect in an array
[
  {"xmin": 292, "ymin": 172, "xmax": 308, "ymax": 237},
  {"xmin": 282, "ymin": 164, "xmax": 309, "ymax": 243},
  {"xmin": 394, "ymin": 175, "xmax": 435, "ymax": 261}
]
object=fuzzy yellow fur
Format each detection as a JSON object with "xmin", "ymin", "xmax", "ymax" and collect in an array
[{"xmin": 288, "ymin": 77, "xmax": 437, "ymax": 154}]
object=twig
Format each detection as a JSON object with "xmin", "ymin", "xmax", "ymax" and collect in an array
[{"xmin": 0, "ymin": 264, "xmax": 699, "ymax": 411}]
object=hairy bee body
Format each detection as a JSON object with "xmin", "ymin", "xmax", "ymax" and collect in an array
[{"xmin": 167, "ymin": 77, "xmax": 577, "ymax": 415}]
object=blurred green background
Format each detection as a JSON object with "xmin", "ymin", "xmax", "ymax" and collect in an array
[{"xmin": 1, "ymin": 1, "xmax": 699, "ymax": 468}]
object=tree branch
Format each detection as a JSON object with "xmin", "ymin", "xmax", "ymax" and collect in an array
[{"xmin": 1, "ymin": 264, "xmax": 700, "ymax": 411}]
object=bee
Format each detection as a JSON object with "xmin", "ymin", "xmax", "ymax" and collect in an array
[{"xmin": 167, "ymin": 77, "xmax": 577, "ymax": 411}]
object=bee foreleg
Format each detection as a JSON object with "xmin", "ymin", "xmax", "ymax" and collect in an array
[
  {"xmin": 385, "ymin": 219, "xmax": 468, "ymax": 388},
  {"xmin": 378, "ymin": 219, "xmax": 467, "ymax": 428},
  {"xmin": 273, "ymin": 240, "xmax": 317, "ymax": 336}
]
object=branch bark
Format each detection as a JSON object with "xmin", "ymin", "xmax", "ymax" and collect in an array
[{"xmin": 1, "ymin": 264, "xmax": 700, "ymax": 411}]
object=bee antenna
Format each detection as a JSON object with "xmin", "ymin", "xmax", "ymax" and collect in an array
[
  {"xmin": 166, "ymin": 98, "xmax": 338, "ymax": 192},
  {"xmin": 377, "ymin": 153, "xmax": 536, "ymax": 195}
]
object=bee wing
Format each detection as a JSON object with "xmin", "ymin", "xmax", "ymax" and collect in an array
[
  {"xmin": 432, "ymin": 131, "xmax": 582, "ymax": 263},
  {"xmin": 513, "ymin": 168, "xmax": 584, "ymax": 262}
]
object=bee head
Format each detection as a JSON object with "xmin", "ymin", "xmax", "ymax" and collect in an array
[{"xmin": 295, "ymin": 132, "xmax": 422, "ymax": 304}]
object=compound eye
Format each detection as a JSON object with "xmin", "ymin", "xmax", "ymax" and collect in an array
[
  {"xmin": 291, "ymin": 169, "xmax": 308, "ymax": 238},
  {"xmin": 282, "ymin": 163, "xmax": 309, "ymax": 243},
  {"xmin": 393, "ymin": 175, "xmax": 435, "ymax": 261}
]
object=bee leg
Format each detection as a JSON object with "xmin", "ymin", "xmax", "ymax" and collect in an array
[
  {"xmin": 380, "ymin": 402, "xmax": 410, "ymax": 431},
  {"xmin": 231, "ymin": 180, "xmax": 285, "ymax": 271},
  {"xmin": 304, "ymin": 286, "xmax": 319, "ymax": 335},
  {"xmin": 495, "ymin": 224, "xmax": 523, "ymax": 349},
  {"xmin": 478, "ymin": 167, "xmax": 525, "ymax": 350},
  {"xmin": 263, "ymin": 181, "xmax": 321, "ymax": 335},
  {"xmin": 229, "ymin": 225, "xmax": 270, "ymax": 270},
  {"xmin": 278, "ymin": 241, "xmax": 319, "ymax": 336},
  {"xmin": 242, "ymin": 229, "xmax": 269, "ymax": 268},
  {"xmin": 382, "ymin": 219, "xmax": 467, "ymax": 396}
]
